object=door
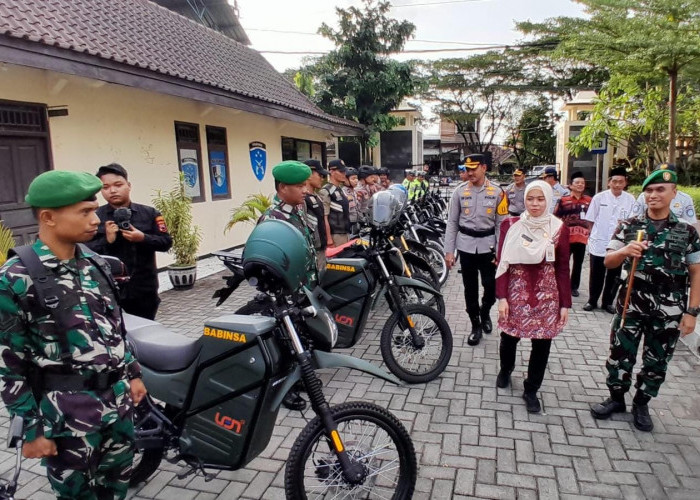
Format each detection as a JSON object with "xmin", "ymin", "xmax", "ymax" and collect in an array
[{"xmin": 0, "ymin": 101, "xmax": 52, "ymax": 245}]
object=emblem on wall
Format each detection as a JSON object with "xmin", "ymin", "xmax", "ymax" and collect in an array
[{"xmin": 249, "ymin": 142, "xmax": 267, "ymax": 181}]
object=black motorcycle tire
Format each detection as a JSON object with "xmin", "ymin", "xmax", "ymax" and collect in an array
[
  {"xmin": 423, "ymin": 240, "xmax": 449, "ymax": 287},
  {"xmin": 405, "ymin": 254, "xmax": 440, "ymax": 290},
  {"xmin": 397, "ymin": 280, "xmax": 445, "ymax": 315},
  {"xmin": 380, "ymin": 304, "xmax": 452, "ymax": 384},
  {"xmin": 129, "ymin": 448, "xmax": 164, "ymax": 486},
  {"xmin": 285, "ymin": 401, "xmax": 417, "ymax": 499}
]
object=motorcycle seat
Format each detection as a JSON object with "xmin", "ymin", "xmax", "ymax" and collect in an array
[
  {"xmin": 123, "ymin": 313, "xmax": 202, "ymax": 372},
  {"xmin": 325, "ymin": 239, "xmax": 358, "ymax": 258}
]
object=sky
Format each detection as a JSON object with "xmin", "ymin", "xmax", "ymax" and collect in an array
[{"xmin": 235, "ymin": 0, "xmax": 588, "ymax": 72}]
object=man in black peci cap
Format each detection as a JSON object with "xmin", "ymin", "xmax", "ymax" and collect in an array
[{"xmin": 87, "ymin": 163, "xmax": 172, "ymax": 320}]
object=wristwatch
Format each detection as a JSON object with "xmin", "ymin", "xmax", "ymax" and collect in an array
[{"xmin": 685, "ymin": 306, "xmax": 700, "ymax": 317}]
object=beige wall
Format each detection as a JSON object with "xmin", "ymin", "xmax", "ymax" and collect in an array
[{"xmin": 0, "ymin": 64, "xmax": 330, "ymax": 266}]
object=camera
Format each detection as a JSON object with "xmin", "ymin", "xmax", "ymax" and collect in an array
[{"xmin": 113, "ymin": 207, "xmax": 132, "ymax": 230}]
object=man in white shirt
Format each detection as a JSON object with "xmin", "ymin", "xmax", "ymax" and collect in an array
[
  {"xmin": 583, "ymin": 167, "xmax": 636, "ymax": 313},
  {"xmin": 631, "ymin": 163, "xmax": 697, "ymax": 225}
]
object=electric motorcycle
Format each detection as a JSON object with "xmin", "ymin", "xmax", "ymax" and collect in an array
[
  {"xmin": 127, "ymin": 220, "xmax": 417, "ymax": 499},
  {"xmin": 0, "ymin": 417, "xmax": 23, "ymax": 500}
]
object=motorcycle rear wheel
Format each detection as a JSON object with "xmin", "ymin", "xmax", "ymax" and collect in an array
[
  {"xmin": 129, "ymin": 402, "xmax": 166, "ymax": 486},
  {"xmin": 285, "ymin": 401, "xmax": 417, "ymax": 499},
  {"xmin": 380, "ymin": 304, "xmax": 452, "ymax": 384}
]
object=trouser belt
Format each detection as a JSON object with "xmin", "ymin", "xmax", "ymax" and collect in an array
[
  {"xmin": 40, "ymin": 367, "xmax": 126, "ymax": 392},
  {"xmin": 459, "ymin": 226, "xmax": 495, "ymax": 238}
]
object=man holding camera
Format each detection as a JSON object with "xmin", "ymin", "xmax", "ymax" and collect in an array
[{"xmin": 87, "ymin": 163, "xmax": 172, "ymax": 320}]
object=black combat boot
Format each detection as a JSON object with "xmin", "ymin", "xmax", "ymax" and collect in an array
[
  {"xmin": 632, "ymin": 391, "xmax": 653, "ymax": 432},
  {"xmin": 522, "ymin": 391, "xmax": 541, "ymax": 413},
  {"xmin": 467, "ymin": 314, "xmax": 482, "ymax": 346},
  {"xmin": 496, "ymin": 368, "xmax": 512, "ymax": 388},
  {"xmin": 480, "ymin": 307, "xmax": 492, "ymax": 334},
  {"xmin": 590, "ymin": 391, "xmax": 626, "ymax": 419}
]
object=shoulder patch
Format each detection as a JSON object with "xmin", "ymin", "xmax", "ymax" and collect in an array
[{"xmin": 496, "ymin": 193, "xmax": 509, "ymax": 216}]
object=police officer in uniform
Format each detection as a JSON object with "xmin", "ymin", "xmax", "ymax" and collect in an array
[
  {"xmin": 259, "ymin": 161, "xmax": 317, "ymax": 411},
  {"xmin": 445, "ymin": 154, "xmax": 509, "ymax": 346},
  {"xmin": 303, "ymin": 159, "xmax": 329, "ymax": 273},
  {"xmin": 343, "ymin": 167, "xmax": 360, "ymax": 233},
  {"xmin": 402, "ymin": 170, "xmax": 415, "ymax": 189},
  {"xmin": 379, "ymin": 167, "xmax": 392, "ymax": 190},
  {"xmin": 0, "ymin": 170, "xmax": 147, "ymax": 499},
  {"xmin": 505, "ymin": 168, "xmax": 527, "ymax": 216},
  {"xmin": 590, "ymin": 166, "xmax": 700, "ymax": 431},
  {"xmin": 355, "ymin": 166, "xmax": 378, "ymax": 216},
  {"xmin": 318, "ymin": 160, "xmax": 351, "ymax": 247},
  {"xmin": 541, "ymin": 166, "xmax": 570, "ymax": 213},
  {"xmin": 87, "ymin": 163, "xmax": 173, "ymax": 320}
]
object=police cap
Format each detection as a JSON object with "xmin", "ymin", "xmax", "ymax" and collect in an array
[
  {"xmin": 464, "ymin": 154, "xmax": 485, "ymax": 169},
  {"xmin": 303, "ymin": 159, "xmax": 329, "ymax": 176},
  {"xmin": 540, "ymin": 166, "xmax": 558, "ymax": 178},
  {"xmin": 513, "ymin": 168, "xmax": 525, "ymax": 176},
  {"xmin": 642, "ymin": 164, "xmax": 677, "ymax": 190},
  {"xmin": 26, "ymin": 170, "xmax": 103, "ymax": 208},
  {"xmin": 272, "ymin": 160, "xmax": 311, "ymax": 184},
  {"xmin": 328, "ymin": 159, "xmax": 346, "ymax": 172}
]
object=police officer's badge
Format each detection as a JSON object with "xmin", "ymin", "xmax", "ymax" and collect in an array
[{"xmin": 249, "ymin": 142, "xmax": 267, "ymax": 181}]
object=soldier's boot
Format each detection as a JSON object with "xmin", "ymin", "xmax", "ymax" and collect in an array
[
  {"xmin": 467, "ymin": 314, "xmax": 482, "ymax": 346},
  {"xmin": 632, "ymin": 391, "xmax": 653, "ymax": 432},
  {"xmin": 480, "ymin": 306, "xmax": 492, "ymax": 334},
  {"xmin": 590, "ymin": 390, "xmax": 626, "ymax": 419}
]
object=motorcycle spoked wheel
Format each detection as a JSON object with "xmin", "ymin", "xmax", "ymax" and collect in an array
[
  {"xmin": 285, "ymin": 401, "xmax": 417, "ymax": 500},
  {"xmin": 397, "ymin": 280, "xmax": 445, "ymax": 315},
  {"xmin": 405, "ymin": 256, "xmax": 440, "ymax": 291},
  {"xmin": 422, "ymin": 240, "xmax": 448, "ymax": 287},
  {"xmin": 380, "ymin": 304, "xmax": 452, "ymax": 384}
]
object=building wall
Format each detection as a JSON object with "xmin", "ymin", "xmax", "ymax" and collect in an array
[{"xmin": 0, "ymin": 64, "xmax": 330, "ymax": 266}]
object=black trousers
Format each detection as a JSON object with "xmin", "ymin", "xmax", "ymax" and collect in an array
[
  {"xmin": 121, "ymin": 293, "xmax": 160, "ymax": 320},
  {"xmin": 569, "ymin": 243, "xmax": 587, "ymax": 291},
  {"xmin": 588, "ymin": 254, "xmax": 622, "ymax": 307},
  {"xmin": 499, "ymin": 332, "xmax": 552, "ymax": 394},
  {"xmin": 459, "ymin": 251, "xmax": 496, "ymax": 317}
]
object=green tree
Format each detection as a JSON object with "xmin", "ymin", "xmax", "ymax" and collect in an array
[
  {"xmin": 300, "ymin": 0, "xmax": 418, "ymax": 163},
  {"xmin": 506, "ymin": 101, "xmax": 557, "ymax": 169},
  {"xmin": 518, "ymin": 0, "xmax": 700, "ymax": 162}
]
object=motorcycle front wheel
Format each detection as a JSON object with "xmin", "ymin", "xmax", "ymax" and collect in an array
[
  {"xmin": 397, "ymin": 280, "xmax": 445, "ymax": 315},
  {"xmin": 285, "ymin": 401, "xmax": 417, "ymax": 499},
  {"xmin": 380, "ymin": 304, "xmax": 452, "ymax": 383}
]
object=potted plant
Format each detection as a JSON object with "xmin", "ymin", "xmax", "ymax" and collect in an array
[
  {"xmin": 0, "ymin": 221, "xmax": 15, "ymax": 266},
  {"xmin": 153, "ymin": 175, "xmax": 202, "ymax": 290},
  {"xmin": 224, "ymin": 193, "xmax": 272, "ymax": 233}
]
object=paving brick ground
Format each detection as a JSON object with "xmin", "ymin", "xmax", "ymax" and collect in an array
[{"xmin": 2, "ymin": 260, "xmax": 700, "ymax": 499}]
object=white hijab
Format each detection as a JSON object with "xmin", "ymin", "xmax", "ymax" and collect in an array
[{"xmin": 495, "ymin": 180, "xmax": 564, "ymax": 279}]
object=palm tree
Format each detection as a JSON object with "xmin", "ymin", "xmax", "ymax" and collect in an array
[{"xmin": 224, "ymin": 193, "xmax": 273, "ymax": 233}]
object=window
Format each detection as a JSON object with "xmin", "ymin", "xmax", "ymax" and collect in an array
[
  {"xmin": 281, "ymin": 137, "xmax": 326, "ymax": 164},
  {"xmin": 206, "ymin": 126, "xmax": 230, "ymax": 199},
  {"xmin": 174, "ymin": 122, "xmax": 205, "ymax": 202}
]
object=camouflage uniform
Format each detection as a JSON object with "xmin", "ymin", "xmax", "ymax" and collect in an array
[
  {"xmin": 304, "ymin": 192, "xmax": 327, "ymax": 272},
  {"xmin": 0, "ymin": 241, "xmax": 141, "ymax": 499},
  {"xmin": 355, "ymin": 181, "xmax": 373, "ymax": 216},
  {"xmin": 342, "ymin": 185, "xmax": 360, "ymax": 233},
  {"xmin": 606, "ymin": 213, "xmax": 700, "ymax": 398},
  {"xmin": 259, "ymin": 195, "xmax": 318, "ymax": 287}
]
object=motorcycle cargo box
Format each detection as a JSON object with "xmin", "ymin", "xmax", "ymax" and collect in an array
[
  {"xmin": 320, "ymin": 258, "xmax": 376, "ymax": 348},
  {"xmin": 179, "ymin": 314, "xmax": 290, "ymax": 469}
]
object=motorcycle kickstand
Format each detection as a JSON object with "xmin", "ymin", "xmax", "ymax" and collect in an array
[{"xmin": 172, "ymin": 455, "xmax": 215, "ymax": 482}]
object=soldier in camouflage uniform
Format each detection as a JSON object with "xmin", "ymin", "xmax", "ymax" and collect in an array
[
  {"xmin": 0, "ymin": 170, "xmax": 147, "ymax": 499},
  {"xmin": 258, "ymin": 160, "xmax": 318, "ymax": 288},
  {"xmin": 591, "ymin": 166, "xmax": 700, "ymax": 432},
  {"xmin": 303, "ymin": 160, "xmax": 329, "ymax": 273}
]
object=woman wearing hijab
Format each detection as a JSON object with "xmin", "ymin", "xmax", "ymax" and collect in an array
[{"xmin": 495, "ymin": 180, "xmax": 572, "ymax": 413}]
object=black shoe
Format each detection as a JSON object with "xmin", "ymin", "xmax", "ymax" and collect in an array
[
  {"xmin": 496, "ymin": 369, "xmax": 512, "ymax": 388},
  {"xmin": 590, "ymin": 398, "xmax": 626, "ymax": 419},
  {"xmin": 522, "ymin": 392, "xmax": 541, "ymax": 413},
  {"xmin": 632, "ymin": 404, "xmax": 654, "ymax": 432},
  {"xmin": 282, "ymin": 390, "xmax": 307, "ymax": 411},
  {"xmin": 582, "ymin": 302, "xmax": 596, "ymax": 311},
  {"xmin": 603, "ymin": 304, "xmax": 616, "ymax": 314},
  {"xmin": 571, "ymin": 289, "xmax": 580, "ymax": 297},
  {"xmin": 480, "ymin": 312, "xmax": 492, "ymax": 334}
]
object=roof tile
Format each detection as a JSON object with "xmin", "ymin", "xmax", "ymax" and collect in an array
[{"xmin": 0, "ymin": 0, "xmax": 360, "ymax": 129}]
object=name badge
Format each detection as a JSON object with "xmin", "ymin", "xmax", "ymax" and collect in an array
[{"xmin": 545, "ymin": 244, "xmax": 555, "ymax": 262}]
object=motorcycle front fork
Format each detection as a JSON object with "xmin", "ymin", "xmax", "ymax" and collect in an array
[{"xmin": 280, "ymin": 314, "xmax": 366, "ymax": 485}]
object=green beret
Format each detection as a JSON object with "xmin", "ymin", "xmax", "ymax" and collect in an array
[
  {"xmin": 641, "ymin": 166, "xmax": 677, "ymax": 190},
  {"xmin": 25, "ymin": 170, "xmax": 103, "ymax": 208},
  {"xmin": 272, "ymin": 160, "xmax": 311, "ymax": 184}
]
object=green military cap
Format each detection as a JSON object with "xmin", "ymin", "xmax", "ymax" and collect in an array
[
  {"xmin": 642, "ymin": 164, "xmax": 677, "ymax": 190},
  {"xmin": 272, "ymin": 160, "xmax": 311, "ymax": 184},
  {"xmin": 25, "ymin": 170, "xmax": 103, "ymax": 208}
]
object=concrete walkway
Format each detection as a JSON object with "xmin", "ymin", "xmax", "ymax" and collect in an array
[{"xmin": 3, "ymin": 260, "xmax": 700, "ymax": 499}]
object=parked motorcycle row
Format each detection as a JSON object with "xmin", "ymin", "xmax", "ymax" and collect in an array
[{"xmin": 0, "ymin": 185, "xmax": 451, "ymax": 500}]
